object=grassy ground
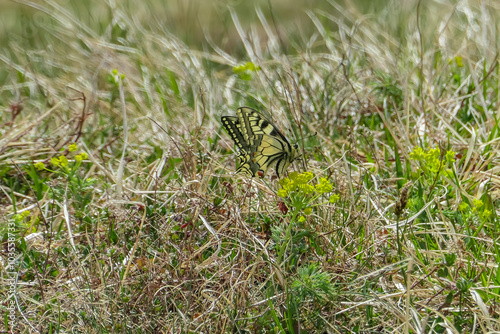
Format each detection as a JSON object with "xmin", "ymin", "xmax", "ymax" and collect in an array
[{"xmin": 1, "ymin": 0, "xmax": 500, "ymax": 333}]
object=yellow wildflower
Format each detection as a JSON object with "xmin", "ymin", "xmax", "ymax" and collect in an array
[
  {"xmin": 59, "ymin": 155, "xmax": 69, "ymax": 167},
  {"xmin": 34, "ymin": 162, "xmax": 45, "ymax": 170},
  {"xmin": 277, "ymin": 189, "xmax": 288, "ymax": 198},
  {"xmin": 329, "ymin": 194, "xmax": 340, "ymax": 204}
]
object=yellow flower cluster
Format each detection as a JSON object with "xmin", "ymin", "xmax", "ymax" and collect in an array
[
  {"xmin": 459, "ymin": 198, "xmax": 492, "ymax": 220},
  {"xmin": 409, "ymin": 146, "xmax": 455, "ymax": 174},
  {"xmin": 277, "ymin": 172, "xmax": 339, "ymax": 221},
  {"xmin": 232, "ymin": 62, "xmax": 261, "ymax": 80},
  {"xmin": 13, "ymin": 210, "xmax": 31, "ymax": 223},
  {"xmin": 75, "ymin": 152, "xmax": 88, "ymax": 162},
  {"xmin": 49, "ymin": 144, "xmax": 87, "ymax": 167},
  {"xmin": 328, "ymin": 194, "xmax": 340, "ymax": 204},
  {"xmin": 277, "ymin": 172, "xmax": 340, "ymax": 223},
  {"xmin": 278, "ymin": 172, "xmax": 315, "ymax": 197},
  {"xmin": 34, "ymin": 162, "xmax": 45, "ymax": 170},
  {"xmin": 51, "ymin": 155, "xmax": 69, "ymax": 167},
  {"xmin": 315, "ymin": 177, "xmax": 333, "ymax": 193},
  {"xmin": 278, "ymin": 172, "xmax": 338, "ymax": 198}
]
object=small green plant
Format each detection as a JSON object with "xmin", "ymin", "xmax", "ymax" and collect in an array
[
  {"xmin": 32, "ymin": 144, "xmax": 95, "ymax": 228},
  {"xmin": 409, "ymin": 146, "xmax": 455, "ymax": 180},
  {"xmin": 1, "ymin": 210, "xmax": 32, "ymax": 241},
  {"xmin": 272, "ymin": 172, "xmax": 338, "ymax": 269},
  {"xmin": 372, "ymin": 73, "xmax": 404, "ymax": 108},
  {"xmin": 407, "ymin": 145, "xmax": 456, "ymax": 216},
  {"xmin": 106, "ymin": 69, "xmax": 126, "ymax": 103},
  {"xmin": 388, "ymin": 146, "xmax": 457, "ymax": 258},
  {"xmin": 277, "ymin": 171, "xmax": 338, "ymax": 219},
  {"xmin": 232, "ymin": 62, "xmax": 260, "ymax": 81},
  {"xmin": 449, "ymin": 56, "xmax": 464, "ymax": 86},
  {"xmin": 287, "ymin": 263, "xmax": 336, "ymax": 330}
]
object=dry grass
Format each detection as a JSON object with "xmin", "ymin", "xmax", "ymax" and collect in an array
[{"xmin": 1, "ymin": 0, "xmax": 500, "ymax": 333}]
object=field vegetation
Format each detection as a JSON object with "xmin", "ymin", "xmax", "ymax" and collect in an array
[{"xmin": 1, "ymin": 0, "xmax": 500, "ymax": 332}]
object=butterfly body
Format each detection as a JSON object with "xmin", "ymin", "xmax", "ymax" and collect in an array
[{"xmin": 221, "ymin": 107, "xmax": 298, "ymax": 178}]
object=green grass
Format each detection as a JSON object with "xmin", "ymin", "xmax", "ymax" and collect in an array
[{"xmin": 1, "ymin": 0, "xmax": 500, "ymax": 333}]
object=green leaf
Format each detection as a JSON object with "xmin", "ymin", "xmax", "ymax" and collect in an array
[
  {"xmin": 437, "ymin": 267, "xmax": 448, "ymax": 278},
  {"xmin": 445, "ymin": 291, "xmax": 454, "ymax": 304},
  {"xmin": 109, "ymin": 227, "xmax": 118, "ymax": 244},
  {"xmin": 444, "ymin": 253, "xmax": 457, "ymax": 266}
]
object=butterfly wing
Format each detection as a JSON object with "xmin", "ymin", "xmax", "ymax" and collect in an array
[
  {"xmin": 221, "ymin": 115, "xmax": 261, "ymax": 176},
  {"xmin": 220, "ymin": 116, "xmax": 248, "ymax": 151},
  {"xmin": 221, "ymin": 107, "xmax": 298, "ymax": 178}
]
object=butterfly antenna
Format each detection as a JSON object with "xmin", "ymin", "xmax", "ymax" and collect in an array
[
  {"xmin": 293, "ymin": 131, "xmax": 317, "ymax": 146},
  {"xmin": 304, "ymin": 132, "xmax": 317, "ymax": 140}
]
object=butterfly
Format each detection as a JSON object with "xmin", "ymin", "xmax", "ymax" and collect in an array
[{"xmin": 221, "ymin": 107, "xmax": 299, "ymax": 178}]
